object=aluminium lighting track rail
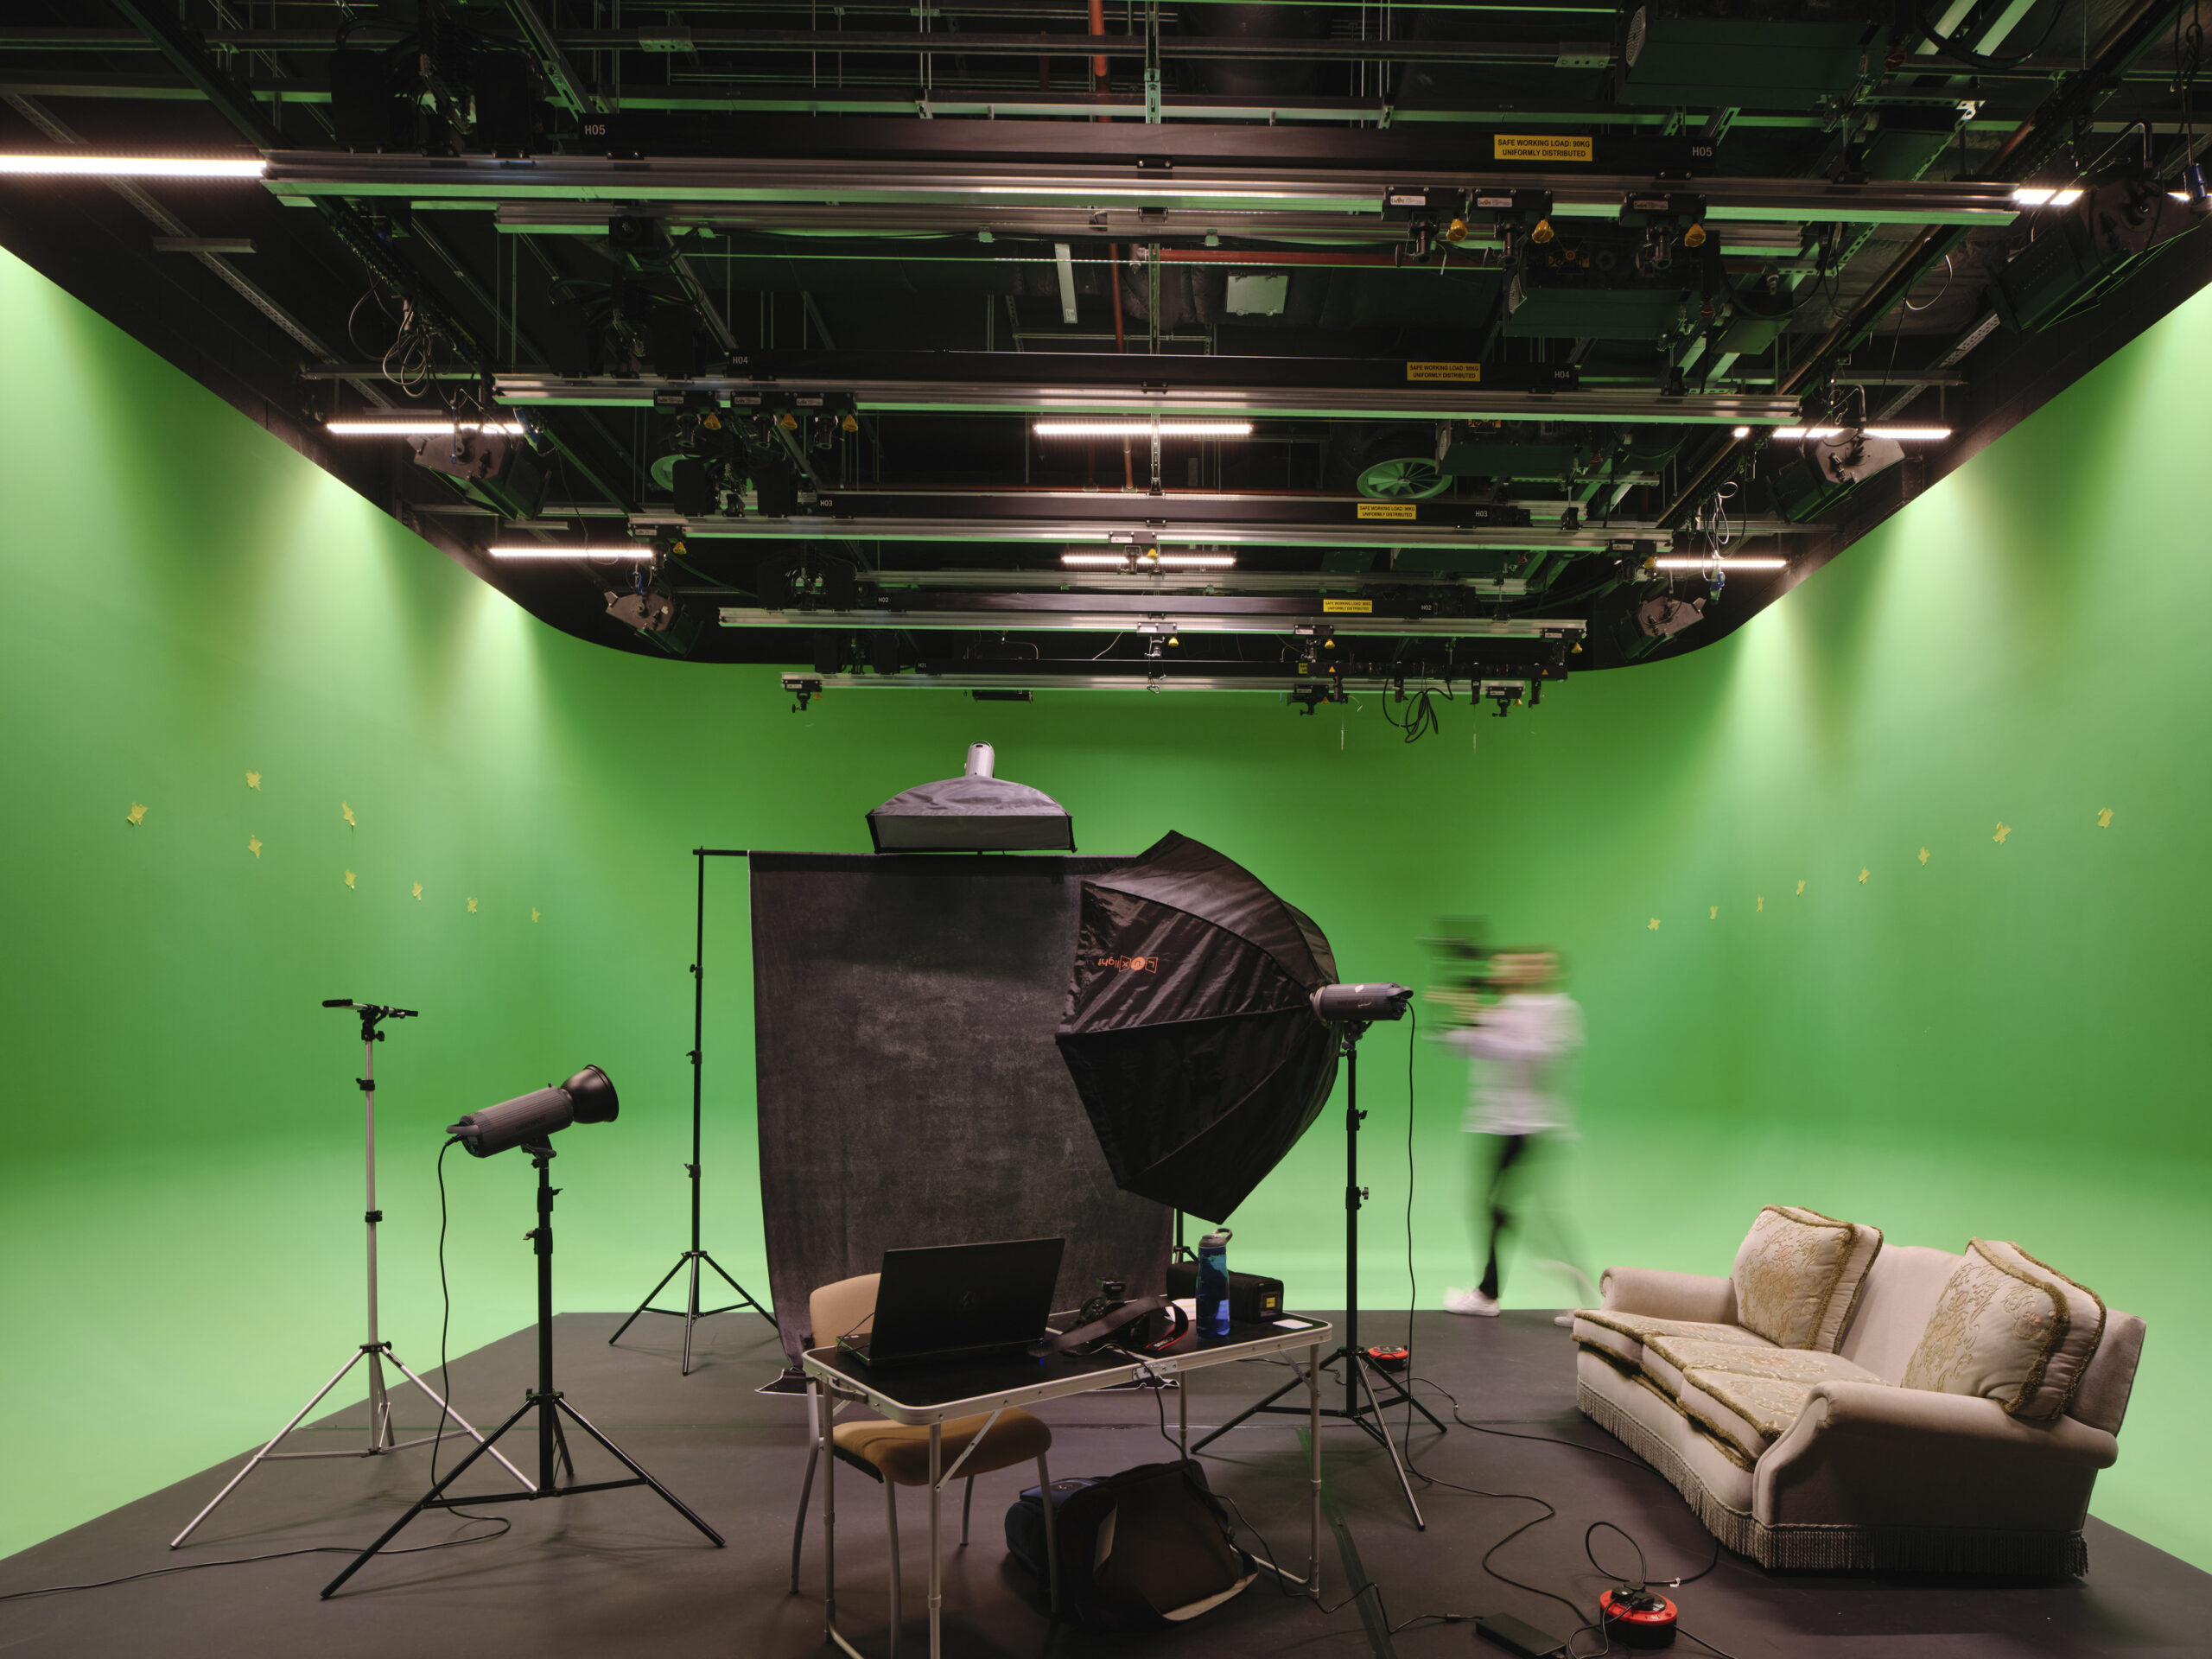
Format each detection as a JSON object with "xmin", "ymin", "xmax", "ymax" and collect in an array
[
  {"xmin": 497, "ymin": 375, "xmax": 1801, "ymax": 425},
  {"xmin": 781, "ymin": 671, "xmax": 1548, "ymax": 694},
  {"xmin": 262, "ymin": 154, "xmax": 2030, "ymax": 229},
  {"xmin": 722, "ymin": 603, "xmax": 1587, "ymax": 638}
]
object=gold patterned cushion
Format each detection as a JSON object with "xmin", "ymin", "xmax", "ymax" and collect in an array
[
  {"xmin": 1900, "ymin": 1240, "xmax": 2107, "ymax": 1421},
  {"xmin": 1644, "ymin": 1334, "xmax": 1888, "ymax": 1391},
  {"xmin": 1570, "ymin": 1310, "xmax": 1772, "ymax": 1371},
  {"xmin": 1729, "ymin": 1205, "xmax": 1884, "ymax": 1352},
  {"xmin": 1675, "ymin": 1370, "xmax": 1820, "ymax": 1460}
]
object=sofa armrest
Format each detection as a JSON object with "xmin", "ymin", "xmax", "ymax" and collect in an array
[
  {"xmin": 1598, "ymin": 1265, "xmax": 1736, "ymax": 1324},
  {"xmin": 1756, "ymin": 1381, "xmax": 2119, "ymax": 1533}
]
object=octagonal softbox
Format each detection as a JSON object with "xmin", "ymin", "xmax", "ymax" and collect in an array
[{"xmin": 1055, "ymin": 832, "xmax": 1338, "ymax": 1222}]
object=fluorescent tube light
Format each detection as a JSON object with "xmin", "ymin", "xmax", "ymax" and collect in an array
[
  {"xmin": 0, "ymin": 153, "xmax": 266, "ymax": 179},
  {"xmin": 1033, "ymin": 420, "xmax": 1254, "ymax": 438},
  {"xmin": 1731, "ymin": 426, "xmax": 1751, "ymax": 438},
  {"xmin": 2011, "ymin": 187, "xmax": 2083, "ymax": 207},
  {"xmin": 1651, "ymin": 557, "xmax": 1787, "ymax": 570},
  {"xmin": 1061, "ymin": 552, "xmax": 1237, "ymax": 568},
  {"xmin": 327, "ymin": 419, "xmax": 527, "ymax": 436},
  {"xmin": 487, "ymin": 544, "xmax": 656, "ymax": 560},
  {"xmin": 1772, "ymin": 425, "xmax": 1951, "ymax": 442}
]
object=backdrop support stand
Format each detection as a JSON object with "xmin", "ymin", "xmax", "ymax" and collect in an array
[
  {"xmin": 611, "ymin": 849, "xmax": 776, "ymax": 1374},
  {"xmin": 172, "ymin": 1001, "xmax": 530, "ymax": 1549},
  {"xmin": 323, "ymin": 1143, "xmax": 725, "ymax": 1598},
  {"xmin": 1189, "ymin": 1022, "xmax": 1442, "ymax": 1529}
]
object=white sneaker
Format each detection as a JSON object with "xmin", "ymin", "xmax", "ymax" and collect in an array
[{"xmin": 1444, "ymin": 1287, "xmax": 1501, "ymax": 1317}]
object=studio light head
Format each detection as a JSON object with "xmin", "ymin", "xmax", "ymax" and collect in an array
[
  {"xmin": 1311, "ymin": 982, "xmax": 1413, "ymax": 1023},
  {"xmin": 448, "ymin": 1065, "xmax": 620, "ymax": 1157}
]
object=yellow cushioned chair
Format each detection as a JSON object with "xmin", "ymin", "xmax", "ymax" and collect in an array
[{"xmin": 791, "ymin": 1272, "xmax": 1059, "ymax": 1655}]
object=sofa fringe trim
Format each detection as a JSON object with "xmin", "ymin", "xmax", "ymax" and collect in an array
[{"xmin": 1575, "ymin": 1381, "xmax": 2087, "ymax": 1577}]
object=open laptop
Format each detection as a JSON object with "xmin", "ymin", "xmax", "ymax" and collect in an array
[{"xmin": 836, "ymin": 1236, "xmax": 1065, "ymax": 1370}]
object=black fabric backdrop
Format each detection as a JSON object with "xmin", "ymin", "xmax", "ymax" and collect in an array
[{"xmin": 750, "ymin": 852, "xmax": 1172, "ymax": 1363}]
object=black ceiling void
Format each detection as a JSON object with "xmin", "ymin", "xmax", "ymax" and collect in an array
[{"xmin": 3, "ymin": 0, "xmax": 2206, "ymax": 702}]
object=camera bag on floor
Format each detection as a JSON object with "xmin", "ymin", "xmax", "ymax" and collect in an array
[{"xmin": 1005, "ymin": 1458, "xmax": 1257, "ymax": 1630}]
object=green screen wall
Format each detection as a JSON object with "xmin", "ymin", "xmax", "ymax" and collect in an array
[{"xmin": 3, "ymin": 244, "xmax": 2207, "ymax": 1570}]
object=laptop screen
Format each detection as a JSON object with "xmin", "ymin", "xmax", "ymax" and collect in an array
[{"xmin": 863, "ymin": 1236, "xmax": 1066, "ymax": 1364}]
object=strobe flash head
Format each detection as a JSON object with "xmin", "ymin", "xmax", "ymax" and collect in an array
[
  {"xmin": 1311, "ymin": 982, "xmax": 1414, "ymax": 1023},
  {"xmin": 448, "ymin": 1065, "xmax": 620, "ymax": 1157}
]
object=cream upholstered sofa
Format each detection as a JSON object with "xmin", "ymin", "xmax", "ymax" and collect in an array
[{"xmin": 1573, "ymin": 1208, "xmax": 2146, "ymax": 1576}]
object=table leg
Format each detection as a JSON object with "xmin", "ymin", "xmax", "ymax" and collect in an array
[
  {"xmin": 927, "ymin": 1421, "xmax": 944, "ymax": 1659},
  {"xmin": 1307, "ymin": 1341, "xmax": 1322, "ymax": 1603},
  {"xmin": 1179, "ymin": 1370, "xmax": 1189, "ymax": 1458},
  {"xmin": 822, "ymin": 1383, "xmax": 842, "ymax": 1645}
]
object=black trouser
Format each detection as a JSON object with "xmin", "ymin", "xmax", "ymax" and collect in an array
[{"xmin": 1475, "ymin": 1133, "xmax": 1534, "ymax": 1300}]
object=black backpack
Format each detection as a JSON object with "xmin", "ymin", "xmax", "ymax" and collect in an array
[{"xmin": 1004, "ymin": 1459, "xmax": 1256, "ymax": 1630}]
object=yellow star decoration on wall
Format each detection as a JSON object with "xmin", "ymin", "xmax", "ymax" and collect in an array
[
  {"xmin": 1859, "ymin": 868, "xmax": 1869, "ymax": 884},
  {"xmin": 2097, "ymin": 808, "xmax": 2114, "ymax": 828},
  {"xmin": 411, "ymin": 881, "xmax": 423, "ymax": 900},
  {"xmin": 1918, "ymin": 848, "xmax": 1930, "ymax": 865},
  {"xmin": 1796, "ymin": 880, "xmax": 1806, "ymax": 895},
  {"xmin": 531, "ymin": 906, "xmax": 542, "ymax": 923},
  {"xmin": 1648, "ymin": 918, "xmax": 1661, "ymax": 931},
  {"xmin": 245, "ymin": 770, "xmax": 261, "ymax": 790},
  {"xmin": 341, "ymin": 801, "xmax": 356, "ymax": 827},
  {"xmin": 1993, "ymin": 823, "xmax": 2012, "ymax": 843},
  {"xmin": 345, "ymin": 870, "xmax": 357, "ymax": 889},
  {"xmin": 126, "ymin": 803, "xmax": 147, "ymax": 826},
  {"xmin": 1710, "ymin": 906, "xmax": 1719, "ymax": 920},
  {"xmin": 467, "ymin": 897, "xmax": 479, "ymax": 913},
  {"xmin": 248, "ymin": 836, "xmax": 263, "ymax": 859}
]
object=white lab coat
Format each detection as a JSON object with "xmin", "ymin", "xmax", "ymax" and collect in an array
[{"xmin": 1443, "ymin": 993, "xmax": 1583, "ymax": 1136}]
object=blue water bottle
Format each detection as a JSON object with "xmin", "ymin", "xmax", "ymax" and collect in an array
[{"xmin": 1196, "ymin": 1228, "xmax": 1233, "ymax": 1338}]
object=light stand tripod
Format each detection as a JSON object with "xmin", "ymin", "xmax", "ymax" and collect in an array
[
  {"xmin": 322, "ymin": 1140, "xmax": 726, "ymax": 1597},
  {"xmin": 610, "ymin": 848, "xmax": 775, "ymax": 1374},
  {"xmin": 1190, "ymin": 1020, "xmax": 1445, "ymax": 1528},
  {"xmin": 171, "ymin": 1000, "xmax": 531, "ymax": 1549}
]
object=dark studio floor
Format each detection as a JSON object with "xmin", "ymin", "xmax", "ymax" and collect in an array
[{"xmin": 4, "ymin": 1309, "xmax": 2208, "ymax": 1658}]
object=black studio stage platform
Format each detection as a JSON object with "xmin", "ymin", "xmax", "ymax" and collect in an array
[{"xmin": 6, "ymin": 1311, "xmax": 2208, "ymax": 1658}]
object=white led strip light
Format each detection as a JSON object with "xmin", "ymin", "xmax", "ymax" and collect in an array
[
  {"xmin": 1033, "ymin": 420, "xmax": 1254, "ymax": 438},
  {"xmin": 0, "ymin": 154, "xmax": 267, "ymax": 179}
]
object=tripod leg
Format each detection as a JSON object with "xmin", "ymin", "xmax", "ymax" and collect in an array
[
  {"xmin": 699, "ymin": 1251, "xmax": 779, "ymax": 1329},
  {"xmin": 608, "ymin": 1255, "xmax": 690, "ymax": 1347},
  {"xmin": 381, "ymin": 1347, "xmax": 536, "ymax": 1491},
  {"xmin": 321, "ymin": 1396, "xmax": 534, "ymax": 1598},
  {"xmin": 172, "ymin": 1347, "xmax": 368, "ymax": 1548},
  {"xmin": 1369, "ymin": 1365, "xmax": 1448, "ymax": 1435},
  {"xmin": 555, "ymin": 1397, "xmax": 726, "ymax": 1545},
  {"xmin": 682, "ymin": 1253, "xmax": 702, "ymax": 1377},
  {"xmin": 550, "ymin": 1410, "xmax": 578, "ymax": 1486},
  {"xmin": 1351, "ymin": 1357, "xmax": 1426, "ymax": 1530},
  {"xmin": 1188, "ymin": 1364, "xmax": 1313, "ymax": 1453},
  {"xmin": 366, "ymin": 1348, "xmax": 395, "ymax": 1452}
]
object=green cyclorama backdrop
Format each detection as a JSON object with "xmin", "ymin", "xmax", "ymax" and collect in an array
[{"xmin": 3, "ymin": 244, "xmax": 2208, "ymax": 1571}]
